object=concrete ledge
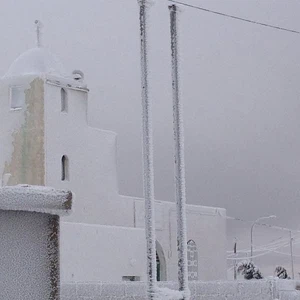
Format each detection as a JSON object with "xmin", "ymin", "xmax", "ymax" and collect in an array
[{"xmin": 0, "ymin": 185, "xmax": 72, "ymax": 215}]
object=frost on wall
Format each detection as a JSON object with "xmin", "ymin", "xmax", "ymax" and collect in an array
[
  {"xmin": 48, "ymin": 215, "xmax": 59, "ymax": 300},
  {"xmin": 3, "ymin": 78, "xmax": 45, "ymax": 186},
  {"xmin": 0, "ymin": 212, "xmax": 59, "ymax": 300}
]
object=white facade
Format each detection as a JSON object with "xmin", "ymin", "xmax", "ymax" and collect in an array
[
  {"xmin": 0, "ymin": 46, "xmax": 227, "ymax": 282},
  {"xmin": 61, "ymin": 223, "xmax": 147, "ymax": 282}
]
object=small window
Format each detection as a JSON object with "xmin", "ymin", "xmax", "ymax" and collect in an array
[
  {"xmin": 187, "ymin": 240, "xmax": 198, "ymax": 281},
  {"xmin": 10, "ymin": 86, "xmax": 25, "ymax": 110},
  {"xmin": 122, "ymin": 276, "xmax": 140, "ymax": 282},
  {"xmin": 61, "ymin": 155, "xmax": 69, "ymax": 181},
  {"xmin": 61, "ymin": 88, "xmax": 68, "ymax": 112}
]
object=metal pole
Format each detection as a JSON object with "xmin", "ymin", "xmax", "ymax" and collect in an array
[
  {"xmin": 137, "ymin": 1, "xmax": 157, "ymax": 299},
  {"xmin": 250, "ymin": 223, "xmax": 255, "ymax": 262},
  {"xmin": 290, "ymin": 231, "xmax": 295, "ymax": 279},
  {"xmin": 233, "ymin": 238, "xmax": 237, "ymax": 280},
  {"xmin": 169, "ymin": 5, "xmax": 190, "ymax": 299},
  {"xmin": 250, "ymin": 215, "xmax": 276, "ymax": 262}
]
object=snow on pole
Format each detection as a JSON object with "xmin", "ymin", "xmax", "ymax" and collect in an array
[
  {"xmin": 169, "ymin": 4, "xmax": 190, "ymax": 299},
  {"xmin": 137, "ymin": 1, "xmax": 157, "ymax": 299}
]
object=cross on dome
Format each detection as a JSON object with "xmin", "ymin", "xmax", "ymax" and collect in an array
[{"xmin": 34, "ymin": 20, "xmax": 43, "ymax": 48}]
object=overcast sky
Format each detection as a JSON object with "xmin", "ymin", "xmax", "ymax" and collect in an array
[{"xmin": 1, "ymin": 0, "xmax": 300, "ymax": 274}]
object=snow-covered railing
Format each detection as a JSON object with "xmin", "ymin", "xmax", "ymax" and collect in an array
[
  {"xmin": 0, "ymin": 185, "xmax": 73, "ymax": 300},
  {"xmin": 61, "ymin": 279, "xmax": 300, "ymax": 300}
]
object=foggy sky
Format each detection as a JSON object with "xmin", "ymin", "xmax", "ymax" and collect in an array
[{"xmin": 1, "ymin": 0, "xmax": 300, "ymax": 272}]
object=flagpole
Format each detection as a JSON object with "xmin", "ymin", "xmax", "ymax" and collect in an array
[
  {"xmin": 169, "ymin": 4, "xmax": 190, "ymax": 299},
  {"xmin": 137, "ymin": 1, "xmax": 157, "ymax": 299}
]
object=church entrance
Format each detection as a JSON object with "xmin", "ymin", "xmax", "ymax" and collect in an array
[{"xmin": 156, "ymin": 252, "xmax": 161, "ymax": 281}]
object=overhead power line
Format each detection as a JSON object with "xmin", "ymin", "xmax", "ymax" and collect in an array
[
  {"xmin": 168, "ymin": 0, "xmax": 300, "ymax": 34},
  {"xmin": 227, "ymin": 236, "xmax": 287, "ymax": 256},
  {"xmin": 227, "ymin": 215, "xmax": 300, "ymax": 234},
  {"xmin": 273, "ymin": 250, "xmax": 300, "ymax": 258},
  {"xmin": 227, "ymin": 238, "xmax": 300, "ymax": 260},
  {"xmin": 227, "ymin": 249, "xmax": 273, "ymax": 260}
]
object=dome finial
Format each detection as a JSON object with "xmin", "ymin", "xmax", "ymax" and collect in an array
[{"xmin": 34, "ymin": 20, "xmax": 43, "ymax": 48}]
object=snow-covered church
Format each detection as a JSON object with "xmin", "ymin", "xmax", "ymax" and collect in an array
[{"xmin": 0, "ymin": 43, "xmax": 227, "ymax": 282}]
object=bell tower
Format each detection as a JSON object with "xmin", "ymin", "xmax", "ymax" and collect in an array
[
  {"xmin": 0, "ymin": 22, "xmax": 123, "ymax": 226},
  {"xmin": 1, "ymin": 76, "xmax": 45, "ymax": 186},
  {"xmin": 0, "ymin": 21, "xmax": 86, "ymax": 187}
]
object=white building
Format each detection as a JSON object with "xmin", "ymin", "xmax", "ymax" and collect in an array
[{"xmin": 0, "ymin": 45, "xmax": 227, "ymax": 282}]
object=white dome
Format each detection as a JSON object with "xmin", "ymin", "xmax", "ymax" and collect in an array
[{"xmin": 3, "ymin": 47, "xmax": 67, "ymax": 78}]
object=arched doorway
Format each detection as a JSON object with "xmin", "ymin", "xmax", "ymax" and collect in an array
[{"xmin": 156, "ymin": 241, "xmax": 167, "ymax": 281}]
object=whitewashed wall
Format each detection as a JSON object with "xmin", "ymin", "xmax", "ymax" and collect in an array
[
  {"xmin": 0, "ymin": 75, "xmax": 227, "ymax": 282},
  {"xmin": 44, "ymin": 78, "xmax": 227, "ymax": 282},
  {"xmin": 44, "ymin": 82, "xmax": 135, "ymax": 227},
  {"xmin": 134, "ymin": 199, "xmax": 227, "ymax": 281},
  {"xmin": 60, "ymin": 199, "xmax": 226, "ymax": 283},
  {"xmin": 61, "ymin": 280, "xmax": 300, "ymax": 300},
  {"xmin": 60, "ymin": 222, "xmax": 147, "ymax": 282}
]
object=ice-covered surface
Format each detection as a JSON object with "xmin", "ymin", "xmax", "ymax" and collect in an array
[
  {"xmin": 0, "ymin": 185, "xmax": 72, "ymax": 215},
  {"xmin": 3, "ymin": 47, "xmax": 67, "ymax": 78},
  {"xmin": 0, "ymin": 210, "xmax": 60, "ymax": 299},
  {"xmin": 61, "ymin": 280, "xmax": 300, "ymax": 300}
]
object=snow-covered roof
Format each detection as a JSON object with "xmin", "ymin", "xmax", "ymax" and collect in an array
[
  {"xmin": 0, "ymin": 185, "xmax": 73, "ymax": 216},
  {"xmin": 3, "ymin": 47, "xmax": 67, "ymax": 79}
]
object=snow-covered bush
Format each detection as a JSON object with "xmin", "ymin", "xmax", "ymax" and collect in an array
[
  {"xmin": 274, "ymin": 266, "xmax": 290, "ymax": 279},
  {"xmin": 237, "ymin": 261, "xmax": 263, "ymax": 280}
]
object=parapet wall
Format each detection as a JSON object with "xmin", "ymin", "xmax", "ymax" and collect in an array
[
  {"xmin": 61, "ymin": 279, "xmax": 300, "ymax": 300},
  {"xmin": 0, "ymin": 185, "xmax": 72, "ymax": 300}
]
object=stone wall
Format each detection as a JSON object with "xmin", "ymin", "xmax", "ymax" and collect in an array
[{"xmin": 61, "ymin": 279, "xmax": 300, "ymax": 300}]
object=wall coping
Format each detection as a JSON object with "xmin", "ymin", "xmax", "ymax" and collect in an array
[{"xmin": 0, "ymin": 185, "xmax": 72, "ymax": 215}]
